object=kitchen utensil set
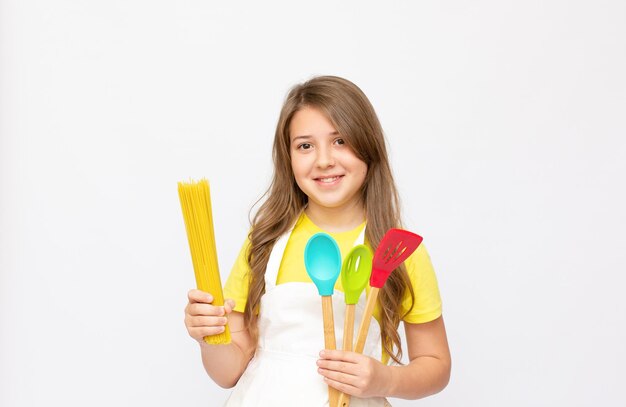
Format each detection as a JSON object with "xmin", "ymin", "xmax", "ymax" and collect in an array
[{"xmin": 305, "ymin": 228, "xmax": 423, "ymax": 407}]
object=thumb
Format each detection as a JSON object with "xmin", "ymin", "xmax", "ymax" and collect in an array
[{"xmin": 224, "ymin": 299, "xmax": 236, "ymax": 314}]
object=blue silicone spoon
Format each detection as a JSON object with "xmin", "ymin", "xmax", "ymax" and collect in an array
[
  {"xmin": 305, "ymin": 233, "xmax": 342, "ymax": 296},
  {"xmin": 304, "ymin": 232, "xmax": 342, "ymax": 406}
]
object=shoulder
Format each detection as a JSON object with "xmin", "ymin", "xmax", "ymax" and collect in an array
[
  {"xmin": 223, "ymin": 236, "xmax": 253, "ymax": 312},
  {"xmin": 400, "ymin": 242, "xmax": 443, "ymax": 323},
  {"xmin": 404, "ymin": 243, "xmax": 435, "ymax": 278},
  {"xmin": 232, "ymin": 236, "xmax": 253, "ymax": 267}
]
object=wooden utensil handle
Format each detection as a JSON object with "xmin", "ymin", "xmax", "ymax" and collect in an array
[
  {"xmin": 337, "ymin": 391, "xmax": 350, "ymax": 407},
  {"xmin": 337, "ymin": 288, "xmax": 380, "ymax": 407},
  {"xmin": 342, "ymin": 304, "xmax": 355, "ymax": 352},
  {"xmin": 322, "ymin": 296, "xmax": 337, "ymax": 350},
  {"xmin": 355, "ymin": 287, "xmax": 379, "ymax": 353},
  {"xmin": 322, "ymin": 296, "xmax": 340, "ymax": 407},
  {"xmin": 338, "ymin": 304, "xmax": 356, "ymax": 407}
]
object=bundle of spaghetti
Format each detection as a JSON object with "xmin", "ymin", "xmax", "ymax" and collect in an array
[{"xmin": 178, "ymin": 179, "xmax": 231, "ymax": 345}]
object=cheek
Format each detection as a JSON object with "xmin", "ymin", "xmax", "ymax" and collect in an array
[
  {"xmin": 357, "ymin": 163, "xmax": 368, "ymax": 187},
  {"xmin": 290, "ymin": 152, "xmax": 298, "ymax": 170},
  {"xmin": 354, "ymin": 158, "xmax": 368, "ymax": 177},
  {"xmin": 290, "ymin": 156, "xmax": 308, "ymax": 179},
  {"xmin": 343, "ymin": 149, "xmax": 367, "ymax": 172}
]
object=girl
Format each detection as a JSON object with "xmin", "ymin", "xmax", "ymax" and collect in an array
[{"xmin": 184, "ymin": 76, "xmax": 451, "ymax": 406}]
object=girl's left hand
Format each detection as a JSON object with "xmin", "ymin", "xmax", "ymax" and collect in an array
[{"xmin": 316, "ymin": 350, "xmax": 392, "ymax": 398}]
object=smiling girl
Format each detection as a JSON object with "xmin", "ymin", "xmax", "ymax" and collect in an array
[{"xmin": 184, "ymin": 76, "xmax": 451, "ymax": 406}]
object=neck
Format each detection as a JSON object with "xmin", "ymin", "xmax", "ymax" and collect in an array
[{"xmin": 305, "ymin": 200, "xmax": 365, "ymax": 233}]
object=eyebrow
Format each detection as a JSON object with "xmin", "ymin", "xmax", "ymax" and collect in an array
[
  {"xmin": 291, "ymin": 135, "xmax": 312, "ymax": 142},
  {"xmin": 291, "ymin": 131, "xmax": 339, "ymax": 142}
]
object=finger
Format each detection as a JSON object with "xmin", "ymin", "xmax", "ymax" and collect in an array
[
  {"xmin": 319, "ymin": 349, "xmax": 362, "ymax": 363},
  {"xmin": 224, "ymin": 299, "xmax": 236, "ymax": 313},
  {"xmin": 188, "ymin": 315, "xmax": 228, "ymax": 328},
  {"xmin": 323, "ymin": 376, "xmax": 360, "ymax": 396},
  {"xmin": 189, "ymin": 326, "xmax": 226, "ymax": 339},
  {"xmin": 188, "ymin": 289, "xmax": 214, "ymax": 304},
  {"xmin": 318, "ymin": 368, "xmax": 361, "ymax": 393},
  {"xmin": 187, "ymin": 303, "xmax": 225, "ymax": 317},
  {"xmin": 317, "ymin": 359, "xmax": 359, "ymax": 376}
]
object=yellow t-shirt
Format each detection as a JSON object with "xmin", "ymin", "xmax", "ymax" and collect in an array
[{"xmin": 224, "ymin": 213, "xmax": 442, "ymax": 325}]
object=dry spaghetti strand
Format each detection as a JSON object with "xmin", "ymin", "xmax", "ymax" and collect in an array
[{"xmin": 178, "ymin": 179, "xmax": 231, "ymax": 345}]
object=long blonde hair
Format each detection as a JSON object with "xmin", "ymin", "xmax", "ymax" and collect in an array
[{"xmin": 244, "ymin": 75, "xmax": 414, "ymax": 363}]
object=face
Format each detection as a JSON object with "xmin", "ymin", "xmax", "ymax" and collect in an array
[{"xmin": 289, "ymin": 106, "xmax": 368, "ymax": 214}]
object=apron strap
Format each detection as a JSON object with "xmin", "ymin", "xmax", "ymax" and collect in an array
[
  {"xmin": 356, "ymin": 225, "xmax": 366, "ymax": 245},
  {"xmin": 264, "ymin": 228, "xmax": 291, "ymax": 290}
]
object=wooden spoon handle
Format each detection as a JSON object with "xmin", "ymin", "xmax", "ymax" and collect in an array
[
  {"xmin": 342, "ymin": 304, "xmax": 355, "ymax": 352},
  {"xmin": 322, "ymin": 296, "xmax": 340, "ymax": 407},
  {"xmin": 337, "ymin": 288, "xmax": 380, "ymax": 407},
  {"xmin": 322, "ymin": 296, "xmax": 337, "ymax": 350}
]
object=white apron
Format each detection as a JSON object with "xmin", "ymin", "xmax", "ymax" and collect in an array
[{"xmin": 225, "ymin": 226, "xmax": 389, "ymax": 406}]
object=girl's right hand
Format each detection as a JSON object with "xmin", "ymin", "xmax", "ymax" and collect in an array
[{"xmin": 184, "ymin": 289, "xmax": 235, "ymax": 344}]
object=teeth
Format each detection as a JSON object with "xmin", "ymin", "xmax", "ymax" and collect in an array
[{"xmin": 319, "ymin": 176, "xmax": 339, "ymax": 183}]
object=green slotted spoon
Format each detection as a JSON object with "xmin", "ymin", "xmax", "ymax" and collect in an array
[{"xmin": 340, "ymin": 244, "xmax": 373, "ymax": 353}]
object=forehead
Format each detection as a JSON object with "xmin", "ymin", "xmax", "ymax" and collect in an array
[{"xmin": 289, "ymin": 106, "xmax": 337, "ymax": 139}]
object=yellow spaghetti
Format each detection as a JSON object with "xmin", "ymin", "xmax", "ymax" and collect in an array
[{"xmin": 178, "ymin": 179, "xmax": 231, "ymax": 345}]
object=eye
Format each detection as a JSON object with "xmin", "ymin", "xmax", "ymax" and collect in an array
[
  {"xmin": 334, "ymin": 138, "xmax": 345, "ymax": 145},
  {"xmin": 297, "ymin": 143, "xmax": 313, "ymax": 150}
]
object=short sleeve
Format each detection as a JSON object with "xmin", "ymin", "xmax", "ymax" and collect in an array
[
  {"xmin": 400, "ymin": 244, "xmax": 443, "ymax": 324},
  {"xmin": 223, "ymin": 239, "xmax": 251, "ymax": 313}
]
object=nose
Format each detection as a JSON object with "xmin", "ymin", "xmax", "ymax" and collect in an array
[{"xmin": 315, "ymin": 144, "xmax": 335, "ymax": 169}]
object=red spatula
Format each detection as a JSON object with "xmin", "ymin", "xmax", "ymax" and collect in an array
[{"xmin": 337, "ymin": 228, "xmax": 422, "ymax": 407}]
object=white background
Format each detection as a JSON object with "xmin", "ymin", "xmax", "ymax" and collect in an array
[{"xmin": 1, "ymin": 1, "xmax": 625, "ymax": 406}]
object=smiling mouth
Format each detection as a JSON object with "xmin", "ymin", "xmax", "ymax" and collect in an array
[{"xmin": 314, "ymin": 175, "xmax": 344, "ymax": 184}]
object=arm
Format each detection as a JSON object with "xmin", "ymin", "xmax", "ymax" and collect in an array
[
  {"xmin": 185, "ymin": 290, "xmax": 256, "ymax": 388},
  {"xmin": 387, "ymin": 316, "xmax": 451, "ymax": 398},
  {"xmin": 317, "ymin": 315, "xmax": 451, "ymax": 399}
]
